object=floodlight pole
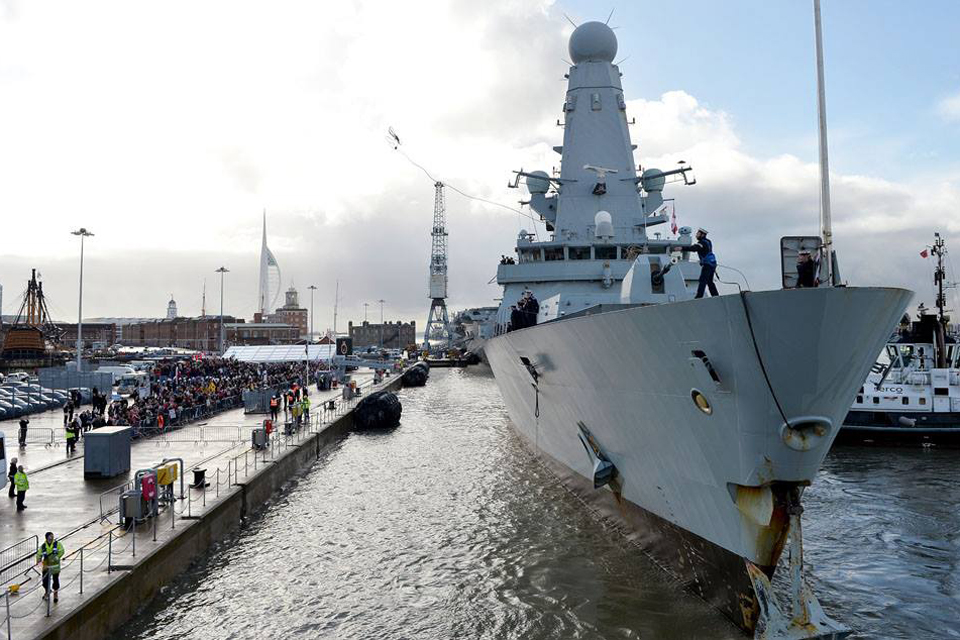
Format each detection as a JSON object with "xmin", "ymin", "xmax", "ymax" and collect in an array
[
  {"xmin": 378, "ymin": 299, "xmax": 385, "ymax": 349},
  {"xmin": 308, "ymin": 285, "xmax": 317, "ymax": 342},
  {"xmin": 216, "ymin": 267, "xmax": 229, "ymax": 353},
  {"xmin": 71, "ymin": 228, "xmax": 94, "ymax": 370}
]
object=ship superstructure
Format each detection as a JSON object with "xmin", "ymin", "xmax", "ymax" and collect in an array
[{"xmin": 480, "ymin": 20, "xmax": 911, "ymax": 638}]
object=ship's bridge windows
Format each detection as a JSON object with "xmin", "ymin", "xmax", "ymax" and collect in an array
[
  {"xmin": 902, "ymin": 397, "xmax": 909, "ymax": 405},
  {"xmin": 898, "ymin": 345, "xmax": 915, "ymax": 369},
  {"xmin": 595, "ymin": 245, "xmax": 617, "ymax": 260},
  {"xmin": 544, "ymin": 247, "xmax": 565, "ymax": 261},
  {"xmin": 568, "ymin": 246, "xmax": 591, "ymax": 260},
  {"xmin": 519, "ymin": 247, "xmax": 543, "ymax": 263}
]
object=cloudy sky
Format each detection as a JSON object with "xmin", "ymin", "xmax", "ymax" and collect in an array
[{"xmin": 1, "ymin": 0, "xmax": 959, "ymax": 331}]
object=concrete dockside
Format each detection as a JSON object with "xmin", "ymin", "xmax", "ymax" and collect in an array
[{"xmin": 0, "ymin": 369, "xmax": 402, "ymax": 640}]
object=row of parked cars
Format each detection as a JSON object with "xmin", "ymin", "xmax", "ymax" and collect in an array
[{"xmin": 0, "ymin": 372, "xmax": 91, "ymax": 421}]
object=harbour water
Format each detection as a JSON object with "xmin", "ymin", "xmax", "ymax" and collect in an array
[{"xmin": 115, "ymin": 369, "xmax": 960, "ymax": 640}]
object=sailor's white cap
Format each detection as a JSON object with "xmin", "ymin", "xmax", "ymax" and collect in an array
[{"xmin": 697, "ymin": 227, "xmax": 708, "ymax": 234}]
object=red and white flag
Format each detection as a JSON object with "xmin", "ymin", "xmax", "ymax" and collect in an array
[
  {"xmin": 920, "ymin": 249, "xmax": 929, "ymax": 258},
  {"xmin": 670, "ymin": 205, "xmax": 678, "ymax": 235}
]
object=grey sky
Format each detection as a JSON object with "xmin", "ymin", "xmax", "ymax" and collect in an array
[{"xmin": 1, "ymin": 1, "xmax": 957, "ymax": 329}]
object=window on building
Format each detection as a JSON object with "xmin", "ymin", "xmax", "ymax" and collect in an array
[
  {"xmin": 595, "ymin": 245, "xmax": 617, "ymax": 259},
  {"xmin": 568, "ymin": 246, "xmax": 591, "ymax": 260},
  {"xmin": 544, "ymin": 247, "xmax": 564, "ymax": 261}
]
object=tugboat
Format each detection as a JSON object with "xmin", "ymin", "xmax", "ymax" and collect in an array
[
  {"xmin": 478, "ymin": 16, "xmax": 911, "ymax": 640},
  {"xmin": 840, "ymin": 233, "xmax": 960, "ymax": 444}
]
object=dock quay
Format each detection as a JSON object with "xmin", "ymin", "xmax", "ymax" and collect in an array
[{"xmin": 0, "ymin": 368, "xmax": 405, "ymax": 640}]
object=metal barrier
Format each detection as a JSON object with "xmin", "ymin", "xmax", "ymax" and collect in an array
[
  {"xmin": 0, "ymin": 536, "xmax": 38, "ymax": 588},
  {"xmin": 14, "ymin": 428, "xmax": 56, "ymax": 447}
]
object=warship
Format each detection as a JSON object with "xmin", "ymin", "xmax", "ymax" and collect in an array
[{"xmin": 478, "ymin": 19, "xmax": 911, "ymax": 638}]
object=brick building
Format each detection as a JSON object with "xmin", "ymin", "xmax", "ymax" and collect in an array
[
  {"xmin": 224, "ymin": 322, "xmax": 300, "ymax": 346},
  {"xmin": 260, "ymin": 286, "xmax": 308, "ymax": 339},
  {"xmin": 348, "ymin": 320, "xmax": 417, "ymax": 349},
  {"xmin": 54, "ymin": 323, "xmax": 117, "ymax": 349}
]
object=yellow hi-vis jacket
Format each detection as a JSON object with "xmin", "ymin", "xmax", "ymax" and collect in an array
[
  {"xmin": 36, "ymin": 540, "xmax": 64, "ymax": 575},
  {"xmin": 13, "ymin": 471, "xmax": 28, "ymax": 492}
]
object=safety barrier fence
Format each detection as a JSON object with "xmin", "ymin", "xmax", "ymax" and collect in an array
[
  {"xmin": 0, "ymin": 537, "xmax": 38, "ymax": 590},
  {"xmin": 0, "ymin": 372, "xmax": 391, "ymax": 637},
  {"xmin": 9, "ymin": 429, "xmax": 56, "ymax": 448}
]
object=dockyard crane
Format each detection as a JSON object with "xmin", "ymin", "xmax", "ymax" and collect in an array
[{"xmin": 423, "ymin": 182, "xmax": 453, "ymax": 352}]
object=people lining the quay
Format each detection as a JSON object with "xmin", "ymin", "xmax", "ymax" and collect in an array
[{"xmin": 95, "ymin": 358, "xmax": 326, "ymax": 432}]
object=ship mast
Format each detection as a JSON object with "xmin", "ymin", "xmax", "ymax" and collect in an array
[
  {"xmin": 813, "ymin": 0, "xmax": 835, "ymax": 286},
  {"xmin": 932, "ymin": 233, "xmax": 948, "ymax": 368}
]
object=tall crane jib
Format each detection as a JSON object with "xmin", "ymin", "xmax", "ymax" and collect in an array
[{"xmin": 423, "ymin": 181, "xmax": 453, "ymax": 352}]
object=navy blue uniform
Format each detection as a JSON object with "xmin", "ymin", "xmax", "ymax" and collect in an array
[{"xmin": 690, "ymin": 237, "xmax": 718, "ymax": 298}]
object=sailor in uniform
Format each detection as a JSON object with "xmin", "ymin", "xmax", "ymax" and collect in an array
[
  {"xmin": 684, "ymin": 227, "xmax": 718, "ymax": 298},
  {"xmin": 796, "ymin": 250, "xmax": 819, "ymax": 288}
]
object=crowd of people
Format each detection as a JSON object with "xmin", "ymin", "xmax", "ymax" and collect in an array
[{"xmin": 55, "ymin": 358, "xmax": 326, "ymax": 434}]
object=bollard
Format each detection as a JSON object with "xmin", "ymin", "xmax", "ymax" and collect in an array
[
  {"xmin": 80, "ymin": 547, "xmax": 84, "ymax": 594},
  {"xmin": 108, "ymin": 530, "xmax": 113, "ymax": 573}
]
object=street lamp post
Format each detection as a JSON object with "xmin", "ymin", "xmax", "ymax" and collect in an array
[
  {"xmin": 363, "ymin": 302, "xmax": 369, "ymax": 323},
  {"xmin": 308, "ymin": 285, "xmax": 317, "ymax": 342},
  {"xmin": 215, "ymin": 267, "xmax": 229, "ymax": 353},
  {"xmin": 378, "ymin": 299, "xmax": 385, "ymax": 349},
  {"xmin": 70, "ymin": 228, "xmax": 94, "ymax": 370}
]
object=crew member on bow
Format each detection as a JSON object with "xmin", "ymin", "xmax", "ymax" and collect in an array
[{"xmin": 683, "ymin": 227, "xmax": 719, "ymax": 299}]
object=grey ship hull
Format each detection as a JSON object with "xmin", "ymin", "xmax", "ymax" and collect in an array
[{"xmin": 484, "ymin": 286, "xmax": 911, "ymax": 634}]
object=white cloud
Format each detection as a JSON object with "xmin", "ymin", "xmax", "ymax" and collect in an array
[
  {"xmin": 937, "ymin": 91, "xmax": 960, "ymax": 122},
  {"xmin": 0, "ymin": 1, "xmax": 956, "ymax": 328}
]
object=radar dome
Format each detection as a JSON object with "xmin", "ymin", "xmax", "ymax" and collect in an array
[
  {"xmin": 569, "ymin": 21, "xmax": 618, "ymax": 64},
  {"xmin": 594, "ymin": 210, "xmax": 614, "ymax": 238},
  {"xmin": 640, "ymin": 168, "xmax": 665, "ymax": 192},
  {"xmin": 525, "ymin": 171, "xmax": 551, "ymax": 194}
]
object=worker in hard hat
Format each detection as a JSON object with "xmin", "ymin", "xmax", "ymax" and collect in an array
[
  {"xmin": 678, "ymin": 227, "xmax": 719, "ymax": 298},
  {"xmin": 35, "ymin": 532, "xmax": 64, "ymax": 603}
]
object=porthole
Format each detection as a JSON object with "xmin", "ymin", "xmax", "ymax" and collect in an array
[{"xmin": 691, "ymin": 389, "xmax": 712, "ymax": 415}]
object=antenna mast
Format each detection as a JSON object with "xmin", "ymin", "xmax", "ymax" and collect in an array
[
  {"xmin": 814, "ymin": 0, "xmax": 835, "ymax": 285},
  {"xmin": 423, "ymin": 182, "xmax": 453, "ymax": 352}
]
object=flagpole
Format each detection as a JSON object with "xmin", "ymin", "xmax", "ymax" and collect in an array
[{"xmin": 814, "ymin": 0, "xmax": 834, "ymax": 286}]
